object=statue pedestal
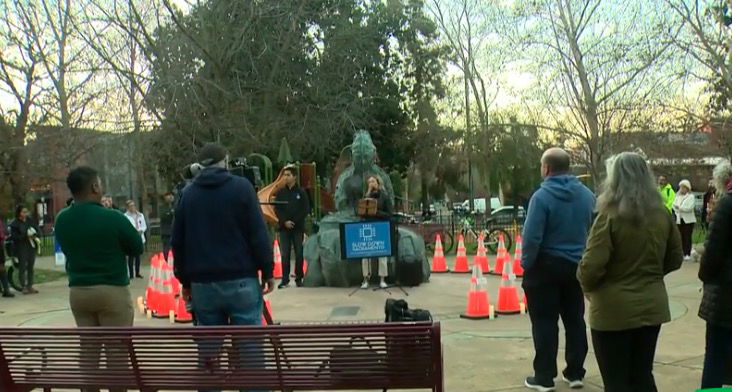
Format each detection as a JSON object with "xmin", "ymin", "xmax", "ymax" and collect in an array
[{"xmin": 302, "ymin": 214, "xmax": 430, "ymax": 287}]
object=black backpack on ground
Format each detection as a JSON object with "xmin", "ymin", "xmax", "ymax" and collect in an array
[{"xmin": 384, "ymin": 299, "xmax": 432, "ymax": 322}]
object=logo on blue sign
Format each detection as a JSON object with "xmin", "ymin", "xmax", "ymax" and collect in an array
[{"xmin": 341, "ymin": 221, "xmax": 392, "ymax": 259}]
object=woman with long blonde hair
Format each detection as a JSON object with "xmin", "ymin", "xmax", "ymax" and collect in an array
[{"xmin": 361, "ymin": 175, "xmax": 392, "ymax": 289}]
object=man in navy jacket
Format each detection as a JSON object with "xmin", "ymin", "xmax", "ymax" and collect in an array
[{"xmin": 172, "ymin": 143, "xmax": 274, "ymax": 328}]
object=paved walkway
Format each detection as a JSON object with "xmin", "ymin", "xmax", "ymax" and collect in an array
[{"xmin": 0, "ymin": 255, "xmax": 709, "ymax": 391}]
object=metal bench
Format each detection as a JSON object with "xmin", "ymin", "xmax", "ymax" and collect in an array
[{"xmin": 0, "ymin": 321, "xmax": 443, "ymax": 391}]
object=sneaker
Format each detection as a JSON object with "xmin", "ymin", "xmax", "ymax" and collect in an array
[
  {"xmin": 524, "ymin": 377, "xmax": 555, "ymax": 392},
  {"xmin": 360, "ymin": 281, "xmax": 369, "ymax": 289},
  {"xmin": 277, "ymin": 282, "xmax": 289, "ymax": 289},
  {"xmin": 2, "ymin": 292, "xmax": 14, "ymax": 298},
  {"xmin": 295, "ymin": 279, "xmax": 304, "ymax": 287},
  {"xmin": 683, "ymin": 255, "xmax": 691, "ymax": 262},
  {"xmin": 562, "ymin": 376, "xmax": 584, "ymax": 389},
  {"xmin": 27, "ymin": 288, "xmax": 39, "ymax": 294},
  {"xmin": 379, "ymin": 281, "xmax": 388, "ymax": 289}
]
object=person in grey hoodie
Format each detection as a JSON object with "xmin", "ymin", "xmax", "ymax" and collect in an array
[{"xmin": 521, "ymin": 148, "xmax": 596, "ymax": 392}]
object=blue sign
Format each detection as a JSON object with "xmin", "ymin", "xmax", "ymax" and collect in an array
[{"xmin": 340, "ymin": 221, "xmax": 393, "ymax": 259}]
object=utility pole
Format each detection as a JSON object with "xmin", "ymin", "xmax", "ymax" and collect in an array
[{"xmin": 464, "ymin": 57, "xmax": 474, "ymax": 213}]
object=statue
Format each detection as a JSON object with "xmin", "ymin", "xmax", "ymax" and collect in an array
[
  {"xmin": 334, "ymin": 131, "xmax": 394, "ymax": 212},
  {"xmin": 303, "ymin": 130, "xmax": 430, "ymax": 287}
]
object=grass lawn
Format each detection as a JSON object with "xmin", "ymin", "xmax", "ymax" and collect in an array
[{"xmin": 32, "ymin": 268, "xmax": 67, "ymax": 285}]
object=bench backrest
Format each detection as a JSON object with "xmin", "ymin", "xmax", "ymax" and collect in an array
[{"xmin": 0, "ymin": 321, "xmax": 442, "ymax": 391}]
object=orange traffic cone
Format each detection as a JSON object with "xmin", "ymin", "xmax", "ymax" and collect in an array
[
  {"xmin": 262, "ymin": 298, "xmax": 274, "ymax": 325},
  {"xmin": 496, "ymin": 257, "xmax": 521, "ymax": 315},
  {"xmin": 431, "ymin": 234, "xmax": 449, "ymax": 273},
  {"xmin": 143, "ymin": 253, "xmax": 163, "ymax": 316},
  {"xmin": 153, "ymin": 261, "xmax": 176, "ymax": 319},
  {"xmin": 472, "ymin": 234, "xmax": 490, "ymax": 274},
  {"xmin": 452, "ymin": 234, "xmax": 470, "ymax": 273},
  {"xmin": 490, "ymin": 235, "xmax": 508, "ymax": 276},
  {"xmin": 174, "ymin": 294, "xmax": 193, "ymax": 323},
  {"xmin": 273, "ymin": 238, "xmax": 283, "ymax": 279},
  {"xmin": 460, "ymin": 264, "xmax": 494, "ymax": 319},
  {"xmin": 513, "ymin": 235, "xmax": 524, "ymax": 277}
]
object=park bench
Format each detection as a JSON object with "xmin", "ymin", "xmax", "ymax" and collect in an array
[{"xmin": 0, "ymin": 321, "xmax": 443, "ymax": 391}]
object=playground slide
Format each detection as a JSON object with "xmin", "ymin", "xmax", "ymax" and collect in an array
[{"xmin": 258, "ymin": 168, "xmax": 288, "ymax": 225}]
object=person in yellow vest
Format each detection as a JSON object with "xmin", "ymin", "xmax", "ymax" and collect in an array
[{"xmin": 658, "ymin": 175, "xmax": 675, "ymax": 213}]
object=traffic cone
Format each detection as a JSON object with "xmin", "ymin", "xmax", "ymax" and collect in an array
[
  {"xmin": 273, "ymin": 238, "xmax": 283, "ymax": 279},
  {"xmin": 262, "ymin": 298, "xmax": 274, "ymax": 325},
  {"xmin": 174, "ymin": 294, "xmax": 193, "ymax": 323},
  {"xmin": 431, "ymin": 234, "xmax": 449, "ymax": 273},
  {"xmin": 495, "ymin": 258, "xmax": 521, "ymax": 315},
  {"xmin": 460, "ymin": 264, "xmax": 494, "ymax": 319},
  {"xmin": 452, "ymin": 234, "xmax": 470, "ymax": 273},
  {"xmin": 512, "ymin": 235, "xmax": 524, "ymax": 277},
  {"xmin": 472, "ymin": 234, "xmax": 490, "ymax": 274},
  {"xmin": 153, "ymin": 261, "xmax": 176, "ymax": 319},
  {"xmin": 144, "ymin": 253, "xmax": 163, "ymax": 315},
  {"xmin": 490, "ymin": 235, "xmax": 508, "ymax": 276}
]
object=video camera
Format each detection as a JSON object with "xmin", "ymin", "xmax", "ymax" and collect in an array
[
  {"xmin": 175, "ymin": 157, "xmax": 262, "ymax": 203},
  {"xmin": 227, "ymin": 157, "xmax": 261, "ymax": 189}
]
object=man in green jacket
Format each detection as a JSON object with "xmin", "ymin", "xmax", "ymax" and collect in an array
[
  {"xmin": 56, "ymin": 167, "xmax": 143, "ymax": 392},
  {"xmin": 658, "ymin": 175, "xmax": 675, "ymax": 213},
  {"xmin": 56, "ymin": 166, "xmax": 143, "ymax": 326}
]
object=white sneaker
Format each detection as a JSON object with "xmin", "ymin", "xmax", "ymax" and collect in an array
[
  {"xmin": 379, "ymin": 281, "xmax": 388, "ymax": 288},
  {"xmin": 562, "ymin": 376, "xmax": 584, "ymax": 389},
  {"xmin": 360, "ymin": 281, "xmax": 369, "ymax": 289},
  {"xmin": 683, "ymin": 255, "xmax": 691, "ymax": 262}
]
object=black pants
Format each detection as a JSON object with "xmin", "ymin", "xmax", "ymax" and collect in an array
[
  {"xmin": 162, "ymin": 235, "xmax": 172, "ymax": 261},
  {"xmin": 127, "ymin": 255, "xmax": 141, "ymax": 278},
  {"xmin": 0, "ymin": 247, "xmax": 9, "ymax": 293},
  {"xmin": 591, "ymin": 325, "xmax": 661, "ymax": 392},
  {"xmin": 522, "ymin": 255, "xmax": 587, "ymax": 384},
  {"xmin": 279, "ymin": 229, "xmax": 304, "ymax": 284},
  {"xmin": 677, "ymin": 222, "xmax": 694, "ymax": 256},
  {"xmin": 702, "ymin": 322, "xmax": 732, "ymax": 389},
  {"xmin": 16, "ymin": 246, "xmax": 36, "ymax": 289},
  {"xmin": 0, "ymin": 260, "xmax": 10, "ymax": 294}
]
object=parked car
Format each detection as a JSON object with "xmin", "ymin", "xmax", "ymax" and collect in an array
[{"xmin": 488, "ymin": 205, "xmax": 526, "ymax": 226}]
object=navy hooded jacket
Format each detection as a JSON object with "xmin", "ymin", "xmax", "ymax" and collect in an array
[
  {"xmin": 172, "ymin": 167, "xmax": 273, "ymax": 286},
  {"xmin": 520, "ymin": 174, "xmax": 595, "ymax": 270}
]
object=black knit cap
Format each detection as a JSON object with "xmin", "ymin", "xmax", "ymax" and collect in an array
[{"xmin": 197, "ymin": 143, "xmax": 226, "ymax": 166}]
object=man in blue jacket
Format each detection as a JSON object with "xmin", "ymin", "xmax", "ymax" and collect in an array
[{"xmin": 521, "ymin": 148, "xmax": 595, "ymax": 392}]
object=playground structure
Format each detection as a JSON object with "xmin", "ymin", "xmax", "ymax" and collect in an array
[{"xmin": 257, "ymin": 161, "xmax": 334, "ymax": 226}]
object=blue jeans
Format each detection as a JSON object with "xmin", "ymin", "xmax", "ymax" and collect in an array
[
  {"xmin": 191, "ymin": 278, "xmax": 267, "ymax": 392},
  {"xmin": 701, "ymin": 323, "xmax": 732, "ymax": 389}
]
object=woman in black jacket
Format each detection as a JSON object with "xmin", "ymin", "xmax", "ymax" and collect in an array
[
  {"xmin": 9, "ymin": 205, "xmax": 39, "ymax": 294},
  {"xmin": 699, "ymin": 161, "xmax": 732, "ymax": 389},
  {"xmin": 360, "ymin": 175, "xmax": 392, "ymax": 289}
]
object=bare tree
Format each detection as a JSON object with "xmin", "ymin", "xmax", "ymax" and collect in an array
[
  {"xmin": 74, "ymin": 0, "xmax": 173, "ymax": 207},
  {"xmin": 428, "ymin": 0, "xmax": 504, "ymax": 207},
  {"xmin": 514, "ymin": 0, "xmax": 682, "ymax": 182},
  {"xmin": 665, "ymin": 0, "xmax": 732, "ymax": 94},
  {"xmin": 664, "ymin": 0, "xmax": 732, "ymax": 158},
  {"xmin": 0, "ymin": 2, "xmax": 47, "ymax": 203}
]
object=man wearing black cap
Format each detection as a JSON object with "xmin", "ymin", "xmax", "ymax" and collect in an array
[{"xmin": 172, "ymin": 142, "xmax": 275, "ymax": 330}]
